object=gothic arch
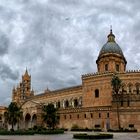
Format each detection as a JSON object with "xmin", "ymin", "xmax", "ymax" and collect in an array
[
  {"xmin": 25, "ymin": 113, "xmax": 31, "ymax": 129},
  {"xmin": 32, "ymin": 114, "xmax": 37, "ymax": 127},
  {"xmin": 121, "ymin": 83, "xmax": 126, "ymax": 93},
  {"xmin": 127, "ymin": 83, "xmax": 133, "ymax": 93}
]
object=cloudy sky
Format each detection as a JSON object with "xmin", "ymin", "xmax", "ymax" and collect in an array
[{"xmin": 0, "ymin": 0, "xmax": 140, "ymax": 105}]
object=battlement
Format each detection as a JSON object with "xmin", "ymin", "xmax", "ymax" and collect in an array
[
  {"xmin": 126, "ymin": 69, "xmax": 140, "ymax": 73},
  {"xmin": 82, "ymin": 71, "xmax": 113, "ymax": 79},
  {"xmin": 82, "ymin": 69, "xmax": 140, "ymax": 79}
]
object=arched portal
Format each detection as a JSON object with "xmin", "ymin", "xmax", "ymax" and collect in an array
[
  {"xmin": 32, "ymin": 114, "xmax": 37, "ymax": 128},
  {"xmin": 25, "ymin": 113, "xmax": 31, "ymax": 129}
]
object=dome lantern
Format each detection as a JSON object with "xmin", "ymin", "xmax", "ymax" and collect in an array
[{"xmin": 107, "ymin": 29, "xmax": 115, "ymax": 43}]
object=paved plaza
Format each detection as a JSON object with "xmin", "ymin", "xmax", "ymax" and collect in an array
[{"xmin": 0, "ymin": 132, "xmax": 139, "ymax": 140}]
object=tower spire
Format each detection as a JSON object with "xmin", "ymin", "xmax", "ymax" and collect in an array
[
  {"xmin": 22, "ymin": 67, "xmax": 30, "ymax": 80},
  {"xmin": 25, "ymin": 67, "xmax": 29, "ymax": 76}
]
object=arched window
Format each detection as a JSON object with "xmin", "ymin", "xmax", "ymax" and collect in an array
[
  {"xmin": 116, "ymin": 64, "xmax": 119, "ymax": 72},
  {"xmin": 84, "ymin": 114, "xmax": 86, "ymax": 118},
  {"xmin": 65, "ymin": 100, "xmax": 69, "ymax": 108},
  {"xmin": 99, "ymin": 113, "xmax": 101, "ymax": 118},
  {"xmin": 128, "ymin": 84, "xmax": 132, "ymax": 93},
  {"xmin": 105, "ymin": 64, "xmax": 108, "ymax": 71},
  {"xmin": 107, "ymin": 113, "xmax": 109, "ymax": 118},
  {"xmin": 77, "ymin": 114, "xmax": 79, "ymax": 119},
  {"xmin": 74, "ymin": 99, "xmax": 78, "ymax": 107},
  {"xmin": 95, "ymin": 89, "xmax": 99, "ymax": 98},
  {"xmin": 57, "ymin": 101, "xmax": 60, "ymax": 108},
  {"xmin": 136, "ymin": 84, "xmax": 140, "ymax": 94},
  {"xmin": 121, "ymin": 100, "xmax": 123, "ymax": 107},
  {"xmin": 127, "ymin": 100, "xmax": 130, "ymax": 106}
]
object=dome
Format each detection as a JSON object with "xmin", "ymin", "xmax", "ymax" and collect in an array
[
  {"xmin": 96, "ymin": 29, "xmax": 127, "ymax": 73},
  {"xmin": 99, "ymin": 42, "xmax": 124, "ymax": 57},
  {"xmin": 98, "ymin": 29, "xmax": 125, "ymax": 59}
]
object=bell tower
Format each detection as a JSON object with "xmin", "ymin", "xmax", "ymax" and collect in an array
[{"xmin": 22, "ymin": 69, "xmax": 31, "ymax": 98}]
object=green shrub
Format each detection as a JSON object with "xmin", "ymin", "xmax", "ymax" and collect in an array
[
  {"xmin": 59, "ymin": 128, "xmax": 68, "ymax": 131},
  {"xmin": 108, "ymin": 128, "xmax": 137, "ymax": 132},
  {"xmin": 71, "ymin": 128, "xmax": 92, "ymax": 131},
  {"xmin": 0, "ymin": 129, "xmax": 64, "ymax": 135},
  {"xmin": 0, "ymin": 130, "xmax": 35, "ymax": 135},
  {"xmin": 36, "ymin": 129, "xmax": 64, "ymax": 134},
  {"xmin": 73, "ymin": 133, "xmax": 113, "ymax": 139}
]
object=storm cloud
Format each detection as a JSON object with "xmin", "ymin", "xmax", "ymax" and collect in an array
[{"xmin": 0, "ymin": 0, "xmax": 140, "ymax": 105}]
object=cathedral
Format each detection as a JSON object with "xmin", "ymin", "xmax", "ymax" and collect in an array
[{"xmin": 7, "ymin": 29, "xmax": 140, "ymax": 131}]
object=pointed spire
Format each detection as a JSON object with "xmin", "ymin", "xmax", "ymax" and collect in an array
[
  {"xmin": 24, "ymin": 68, "xmax": 30, "ymax": 77},
  {"xmin": 107, "ymin": 25, "xmax": 115, "ymax": 42}
]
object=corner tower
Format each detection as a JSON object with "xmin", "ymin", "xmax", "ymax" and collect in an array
[{"xmin": 96, "ymin": 29, "xmax": 127, "ymax": 73}]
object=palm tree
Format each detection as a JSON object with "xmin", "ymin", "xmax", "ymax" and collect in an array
[
  {"xmin": 3, "ymin": 111, "xmax": 8, "ymax": 129},
  {"xmin": 111, "ymin": 74, "xmax": 122, "ymax": 130},
  {"xmin": 4, "ymin": 102, "xmax": 23, "ymax": 131},
  {"xmin": 42, "ymin": 103, "xmax": 59, "ymax": 129},
  {"xmin": 16, "ymin": 109, "xmax": 23, "ymax": 130}
]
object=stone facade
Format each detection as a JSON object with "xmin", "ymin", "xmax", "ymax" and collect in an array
[
  {"xmin": 0, "ymin": 106, "xmax": 7, "ymax": 129},
  {"xmin": 11, "ymin": 30, "xmax": 140, "ymax": 132}
]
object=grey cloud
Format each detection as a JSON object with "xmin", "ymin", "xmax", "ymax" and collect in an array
[
  {"xmin": 0, "ymin": 0, "xmax": 140, "ymax": 104},
  {"xmin": 0, "ymin": 63, "xmax": 19, "ymax": 81},
  {"xmin": 0, "ymin": 32, "xmax": 9, "ymax": 55}
]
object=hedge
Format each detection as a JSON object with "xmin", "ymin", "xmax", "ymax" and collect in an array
[
  {"xmin": 73, "ymin": 133, "xmax": 113, "ymax": 139},
  {"xmin": 0, "ymin": 129, "xmax": 64, "ymax": 135},
  {"xmin": 108, "ymin": 128, "xmax": 137, "ymax": 132}
]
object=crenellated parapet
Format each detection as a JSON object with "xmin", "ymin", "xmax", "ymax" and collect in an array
[
  {"xmin": 82, "ymin": 70, "xmax": 140, "ymax": 80},
  {"xmin": 82, "ymin": 71, "xmax": 113, "ymax": 79},
  {"xmin": 126, "ymin": 69, "xmax": 140, "ymax": 73}
]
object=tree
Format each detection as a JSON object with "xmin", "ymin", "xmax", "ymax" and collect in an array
[
  {"xmin": 4, "ymin": 102, "xmax": 23, "ymax": 131},
  {"xmin": 16, "ymin": 108, "xmax": 23, "ymax": 130},
  {"xmin": 42, "ymin": 103, "xmax": 59, "ymax": 129},
  {"xmin": 111, "ymin": 74, "xmax": 122, "ymax": 130},
  {"xmin": 3, "ymin": 111, "xmax": 8, "ymax": 129}
]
